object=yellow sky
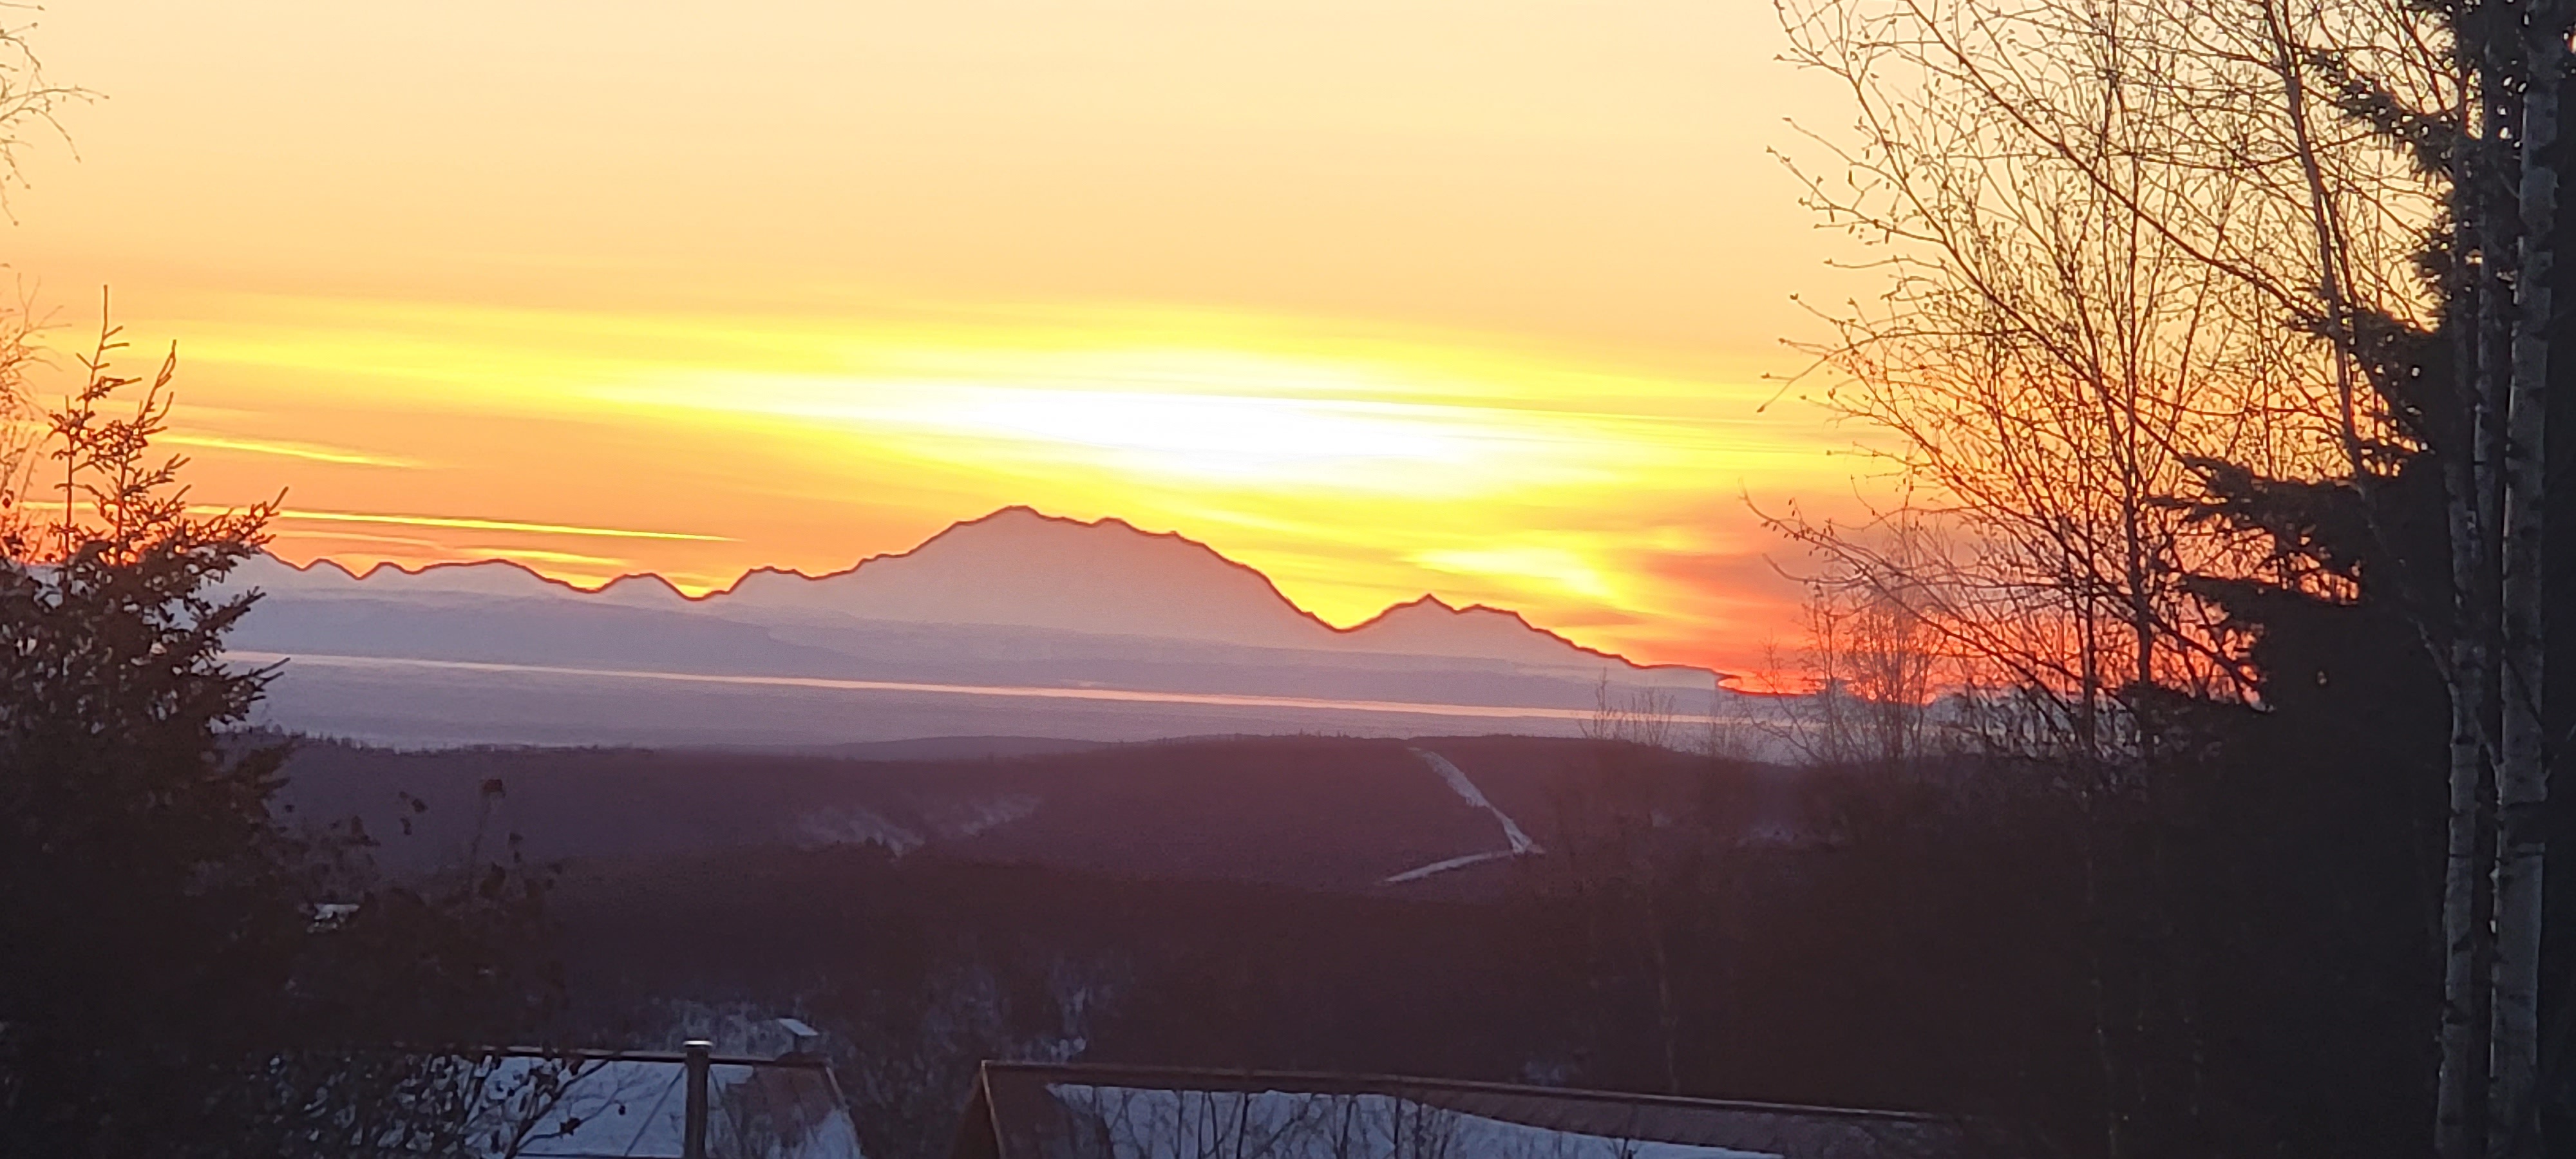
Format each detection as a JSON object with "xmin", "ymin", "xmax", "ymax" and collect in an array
[{"xmin": 4, "ymin": 1, "xmax": 1875, "ymax": 672}]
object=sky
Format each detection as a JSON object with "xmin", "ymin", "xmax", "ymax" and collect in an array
[{"xmin": 5, "ymin": 1, "xmax": 1875, "ymax": 672}]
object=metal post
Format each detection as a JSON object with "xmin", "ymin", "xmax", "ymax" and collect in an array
[{"xmin": 682, "ymin": 1039, "xmax": 711, "ymax": 1159}]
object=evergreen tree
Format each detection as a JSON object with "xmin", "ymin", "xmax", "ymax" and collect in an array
[{"xmin": 0, "ymin": 310, "xmax": 561, "ymax": 1156}]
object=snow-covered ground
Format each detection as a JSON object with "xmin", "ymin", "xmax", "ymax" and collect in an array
[
  {"xmin": 470, "ymin": 1055, "xmax": 864, "ymax": 1159},
  {"xmin": 1381, "ymin": 748, "xmax": 1544, "ymax": 884},
  {"xmin": 1414, "ymin": 748, "xmax": 1539, "ymax": 854}
]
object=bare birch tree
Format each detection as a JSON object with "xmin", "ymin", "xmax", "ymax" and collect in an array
[
  {"xmin": 1768, "ymin": 514, "xmax": 1947, "ymax": 766},
  {"xmin": 1770, "ymin": 0, "xmax": 2508, "ymax": 1153},
  {"xmin": 1773, "ymin": 0, "xmax": 2449, "ymax": 758},
  {"xmin": 1778, "ymin": 0, "xmax": 2576, "ymax": 1149},
  {"xmin": 2488, "ymin": 5, "xmax": 2566, "ymax": 1152}
]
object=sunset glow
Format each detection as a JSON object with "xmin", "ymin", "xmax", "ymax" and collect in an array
[{"xmin": 11, "ymin": 0, "xmax": 1873, "ymax": 672}]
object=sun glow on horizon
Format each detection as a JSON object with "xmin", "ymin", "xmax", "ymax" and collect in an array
[
  {"xmin": 112, "ymin": 292, "xmax": 1857, "ymax": 670},
  {"xmin": 10, "ymin": 0, "xmax": 1873, "ymax": 672}
]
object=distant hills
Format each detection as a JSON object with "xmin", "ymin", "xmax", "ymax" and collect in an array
[
  {"xmin": 225, "ymin": 507, "xmax": 1724, "ymax": 748},
  {"xmin": 279, "ymin": 733, "xmax": 1744, "ymax": 897}
]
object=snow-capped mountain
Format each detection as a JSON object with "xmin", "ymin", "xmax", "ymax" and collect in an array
[
  {"xmin": 221, "ymin": 507, "xmax": 1722, "ymax": 748},
  {"xmin": 708, "ymin": 508, "xmax": 1337, "ymax": 648}
]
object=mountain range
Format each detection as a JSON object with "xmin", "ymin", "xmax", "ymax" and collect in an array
[{"xmin": 225, "ymin": 507, "xmax": 1724, "ymax": 748}]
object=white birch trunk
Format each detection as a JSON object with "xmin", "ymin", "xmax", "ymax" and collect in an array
[
  {"xmin": 2439, "ymin": 46, "xmax": 2513, "ymax": 1159},
  {"xmin": 2491, "ymin": 6, "xmax": 2562, "ymax": 1152},
  {"xmin": 2442, "ymin": 560, "xmax": 2498, "ymax": 1159}
]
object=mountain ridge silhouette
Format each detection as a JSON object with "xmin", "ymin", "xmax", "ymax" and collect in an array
[{"xmin": 249, "ymin": 505, "xmax": 1696, "ymax": 675}]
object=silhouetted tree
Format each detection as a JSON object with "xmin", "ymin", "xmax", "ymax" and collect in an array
[
  {"xmin": 1772, "ymin": 0, "xmax": 2450, "ymax": 762},
  {"xmin": 0, "ymin": 303, "xmax": 562, "ymax": 1155},
  {"xmin": 1768, "ymin": 0, "xmax": 2576, "ymax": 1154}
]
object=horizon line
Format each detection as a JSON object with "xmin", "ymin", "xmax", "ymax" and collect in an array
[
  {"xmin": 229, "ymin": 652, "xmax": 1750, "ymax": 724},
  {"xmin": 254, "ymin": 504, "xmax": 1717, "ymax": 677}
]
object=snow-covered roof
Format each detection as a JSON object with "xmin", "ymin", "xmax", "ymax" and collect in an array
[
  {"xmin": 951, "ymin": 1063, "xmax": 1994, "ymax": 1159},
  {"xmin": 467, "ymin": 1053, "xmax": 864, "ymax": 1159}
]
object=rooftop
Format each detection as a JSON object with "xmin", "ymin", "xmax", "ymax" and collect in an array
[{"xmin": 951, "ymin": 1062, "xmax": 2003, "ymax": 1159}]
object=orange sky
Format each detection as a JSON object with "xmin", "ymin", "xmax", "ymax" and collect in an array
[{"xmin": 5, "ymin": 1, "xmax": 1877, "ymax": 672}]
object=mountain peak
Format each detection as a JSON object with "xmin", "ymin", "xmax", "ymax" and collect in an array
[
  {"xmin": 246, "ymin": 507, "xmax": 1704, "ymax": 679},
  {"xmin": 232, "ymin": 553, "xmax": 571, "ymax": 599},
  {"xmin": 1372, "ymin": 594, "xmax": 1463, "ymax": 618},
  {"xmin": 1345, "ymin": 593, "xmax": 1640, "ymax": 669},
  {"xmin": 712, "ymin": 507, "xmax": 1337, "ymax": 646},
  {"xmin": 593, "ymin": 571, "xmax": 692, "ymax": 607}
]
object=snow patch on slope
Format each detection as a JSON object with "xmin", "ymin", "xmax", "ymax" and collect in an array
[
  {"xmin": 795, "ymin": 806, "xmax": 923, "ymax": 855},
  {"xmin": 924, "ymin": 793, "xmax": 1041, "ymax": 840},
  {"xmin": 1415, "ymin": 748, "xmax": 1537, "ymax": 854},
  {"xmin": 1381, "ymin": 849, "xmax": 1520, "ymax": 885},
  {"xmin": 1382, "ymin": 748, "xmax": 1542, "ymax": 884}
]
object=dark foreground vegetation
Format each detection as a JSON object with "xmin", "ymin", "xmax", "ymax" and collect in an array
[
  {"xmin": 276, "ymin": 703, "xmax": 2453, "ymax": 1159},
  {"xmin": 8, "ymin": 1, "xmax": 2576, "ymax": 1156}
]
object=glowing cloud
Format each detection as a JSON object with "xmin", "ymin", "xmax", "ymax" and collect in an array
[
  {"xmin": 1412, "ymin": 545, "xmax": 1622, "ymax": 603},
  {"xmin": 126, "ymin": 294, "xmax": 1847, "ymax": 670},
  {"xmin": 158, "ymin": 432, "xmax": 420, "ymax": 467},
  {"xmin": 269, "ymin": 509, "xmax": 730, "ymax": 542}
]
